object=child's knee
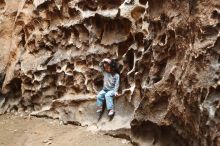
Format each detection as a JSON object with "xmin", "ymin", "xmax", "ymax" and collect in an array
[
  {"xmin": 105, "ymin": 91, "xmax": 114, "ymax": 98},
  {"xmin": 97, "ymin": 93, "xmax": 105, "ymax": 100},
  {"xmin": 105, "ymin": 94, "xmax": 109, "ymax": 99},
  {"xmin": 105, "ymin": 94, "xmax": 113, "ymax": 100},
  {"xmin": 97, "ymin": 94, "xmax": 102, "ymax": 100}
]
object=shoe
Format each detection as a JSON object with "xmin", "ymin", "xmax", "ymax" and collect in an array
[
  {"xmin": 108, "ymin": 109, "xmax": 114, "ymax": 116},
  {"xmin": 96, "ymin": 106, "xmax": 103, "ymax": 113}
]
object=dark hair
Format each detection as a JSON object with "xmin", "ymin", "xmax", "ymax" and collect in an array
[{"xmin": 110, "ymin": 59, "xmax": 120, "ymax": 74}]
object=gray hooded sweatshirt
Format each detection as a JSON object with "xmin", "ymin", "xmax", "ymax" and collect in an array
[{"xmin": 99, "ymin": 62, "xmax": 120, "ymax": 92}]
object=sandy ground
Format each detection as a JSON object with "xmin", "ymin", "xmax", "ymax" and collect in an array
[{"xmin": 0, "ymin": 114, "xmax": 132, "ymax": 146}]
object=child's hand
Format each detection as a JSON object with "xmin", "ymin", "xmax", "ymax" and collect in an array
[
  {"xmin": 102, "ymin": 58, "xmax": 111, "ymax": 64},
  {"xmin": 115, "ymin": 92, "xmax": 120, "ymax": 96}
]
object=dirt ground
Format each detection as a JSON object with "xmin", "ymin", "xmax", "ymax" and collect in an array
[{"xmin": 0, "ymin": 114, "xmax": 132, "ymax": 146}]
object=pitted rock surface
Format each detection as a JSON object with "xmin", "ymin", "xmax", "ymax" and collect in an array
[{"xmin": 0, "ymin": 0, "xmax": 220, "ymax": 145}]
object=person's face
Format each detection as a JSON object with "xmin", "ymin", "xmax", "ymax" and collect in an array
[{"xmin": 103, "ymin": 63, "xmax": 111, "ymax": 73}]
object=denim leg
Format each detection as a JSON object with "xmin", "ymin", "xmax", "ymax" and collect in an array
[
  {"xmin": 105, "ymin": 90, "xmax": 115, "ymax": 110},
  {"xmin": 96, "ymin": 90, "xmax": 107, "ymax": 107}
]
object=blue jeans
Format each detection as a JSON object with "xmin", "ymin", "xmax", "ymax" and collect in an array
[{"xmin": 96, "ymin": 89, "xmax": 115, "ymax": 110}]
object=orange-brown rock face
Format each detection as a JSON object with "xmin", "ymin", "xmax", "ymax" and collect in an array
[{"xmin": 0, "ymin": 0, "xmax": 220, "ymax": 145}]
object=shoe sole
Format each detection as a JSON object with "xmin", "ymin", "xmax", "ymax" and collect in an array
[
  {"xmin": 96, "ymin": 110, "xmax": 103, "ymax": 113},
  {"xmin": 108, "ymin": 112, "xmax": 114, "ymax": 116}
]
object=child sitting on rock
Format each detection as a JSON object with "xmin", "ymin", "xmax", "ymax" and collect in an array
[{"xmin": 96, "ymin": 58, "xmax": 120, "ymax": 116}]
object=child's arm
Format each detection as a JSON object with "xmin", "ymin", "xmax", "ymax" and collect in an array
[
  {"xmin": 99, "ymin": 61, "xmax": 104, "ymax": 72},
  {"xmin": 113, "ymin": 74, "xmax": 120, "ymax": 95}
]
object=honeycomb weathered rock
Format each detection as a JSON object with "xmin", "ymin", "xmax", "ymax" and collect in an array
[{"xmin": 0, "ymin": 0, "xmax": 220, "ymax": 145}]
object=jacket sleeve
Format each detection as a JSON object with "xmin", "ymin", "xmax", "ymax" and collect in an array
[
  {"xmin": 113, "ymin": 74, "xmax": 120, "ymax": 93},
  {"xmin": 99, "ymin": 62, "xmax": 104, "ymax": 72}
]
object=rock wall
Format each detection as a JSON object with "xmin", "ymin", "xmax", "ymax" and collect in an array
[{"xmin": 0, "ymin": 0, "xmax": 220, "ymax": 145}]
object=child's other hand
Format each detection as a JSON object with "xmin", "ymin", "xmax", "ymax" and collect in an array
[{"xmin": 102, "ymin": 58, "xmax": 111, "ymax": 64}]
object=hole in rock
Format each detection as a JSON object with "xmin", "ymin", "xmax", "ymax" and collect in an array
[
  {"xmin": 135, "ymin": 32, "xmax": 144, "ymax": 46},
  {"xmin": 168, "ymin": 45, "xmax": 176, "ymax": 57},
  {"xmin": 25, "ymin": 0, "xmax": 33, "ymax": 5},
  {"xmin": 159, "ymin": 34, "xmax": 166, "ymax": 45},
  {"xmin": 77, "ymin": 0, "xmax": 124, "ymax": 10},
  {"xmin": 216, "ymin": 23, "xmax": 220, "ymax": 29},
  {"xmin": 215, "ymin": 107, "xmax": 220, "ymax": 119},
  {"xmin": 31, "ymin": 93, "xmax": 42, "ymax": 104},
  {"xmin": 47, "ymin": 6, "xmax": 62, "ymax": 19},
  {"xmin": 189, "ymin": 0, "xmax": 198, "ymax": 15},
  {"xmin": 0, "ymin": 0, "xmax": 5, "ymax": 8},
  {"xmin": 100, "ymin": 16, "xmax": 132, "ymax": 45},
  {"xmin": 33, "ymin": 80, "xmax": 40, "ymax": 87},
  {"xmin": 6, "ymin": 78, "xmax": 22, "ymax": 98},
  {"xmin": 23, "ymin": 75, "xmax": 32, "ymax": 85},
  {"xmin": 68, "ymin": 8, "xmax": 80, "ymax": 17},
  {"xmin": 47, "ymin": 65, "xmax": 57, "ymax": 73},
  {"xmin": 35, "ymin": 0, "xmax": 52, "ymax": 10},
  {"xmin": 87, "ymin": 14, "xmax": 132, "ymax": 45},
  {"xmin": 144, "ymin": 39, "xmax": 153, "ymax": 51},
  {"xmin": 60, "ymin": 27, "xmax": 72, "ymax": 40},
  {"xmin": 125, "ymin": 49, "xmax": 135, "ymax": 70},
  {"xmin": 212, "ymin": 37, "xmax": 220, "ymax": 54},
  {"xmin": 175, "ymin": 26, "xmax": 189, "ymax": 37},
  {"xmin": 201, "ymin": 25, "xmax": 218, "ymax": 37},
  {"xmin": 19, "ymin": 29, "xmax": 26, "ymax": 47},
  {"xmin": 139, "ymin": 0, "xmax": 148, "ymax": 5},
  {"xmin": 136, "ymin": 18, "xmax": 143, "ymax": 29},
  {"xmin": 151, "ymin": 95, "xmax": 169, "ymax": 112},
  {"xmin": 66, "ymin": 62, "xmax": 74, "ymax": 72},
  {"xmin": 160, "ymin": 13, "xmax": 169, "ymax": 23},
  {"xmin": 215, "ymin": 85, "xmax": 220, "ymax": 93},
  {"xmin": 65, "ymin": 76, "xmax": 74, "ymax": 86},
  {"xmin": 98, "ymin": 0, "xmax": 125, "ymax": 9},
  {"xmin": 205, "ymin": 86, "xmax": 220, "ymax": 106},
  {"xmin": 27, "ymin": 40, "xmax": 37, "ymax": 53},
  {"xmin": 0, "ymin": 73, "xmax": 5, "ymax": 89},
  {"xmin": 74, "ymin": 24, "xmax": 89, "ymax": 42},
  {"xmin": 42, "ymin": 75, "xmax": 56, "ymax": 87},
  {"xmin": 152, "ymin": 60, "xmax": 167, "ymax": 84},
  {"xmin": 118, "ymin": 34, "xmax": 134, "ymax": 57},
  {"xmin": 85, "ymin": 14, "xmax": 105, "ymax": 39},
  {"xmin": 77, "ymin": 0, "xmax": 98, "ymax": 11},
  {"xmin": 9, "ymin": 78, "xmax": 22, "ymax": 93},
  {"xmin": 149, "ymin": 20, "xmax": 162, "ymax": 34},
  {"xmin": 94, "ymin": 75, "xmax": 103, "ymax": 91},
  {"xmin": 56, "ymin": 85, "xmax": 66, "ymax": 97},
  {"xmin": 200, "ymin": 88, "xmax": 208, "ymax": 103},
  {"xmin": 211, "ymin": 10, "xmax": 220, "ymax": 19},
  {"xmin": 131, "ymin": 120, "xmax": 188, "ymax": 146},
  {"xmin": 168, "ymin": 29, "xmax": 175, "ymax": 39},
  {"xmin": 147, "ymin": 0, "xmax": 164, "ymax": 17},
  {"xmin": 131, "ymin": 6, "xmax": 145, "ymax": 21},
  {"xmin": 137, "ymin": 51, "xmax": 142, "ymax": 58},
  {"xmin": 11, "ymin": 105, "xmax": 18, "ymax": 112}
]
